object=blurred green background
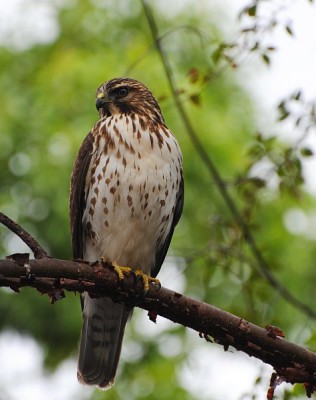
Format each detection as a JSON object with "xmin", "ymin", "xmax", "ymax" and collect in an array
[{"xmin": 0, "ymin": 1, "xmax": 316, "ymax": 399}]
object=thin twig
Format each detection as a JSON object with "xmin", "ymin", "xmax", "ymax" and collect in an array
[
  {"xmin": 0, "ymin": 212, "xmax": 49, "ymax": 259},
  {"xmin": 140, "ymin": 0, "xmax": 316, "ymax": 319}
]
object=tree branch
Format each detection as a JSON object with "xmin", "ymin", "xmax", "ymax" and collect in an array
[
  {"xmin": 0, "ymin": 212, "xmax": 49, "ymax": 259},
  {"xmin": 0, "ymin": 213, "xmax": 314, "ymax": 395},
  {"xmin": 0, "ymin": 255, "xmax": 316, "ymax": 394}
]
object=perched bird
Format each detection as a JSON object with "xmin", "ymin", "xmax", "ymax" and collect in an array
[{"xmin": 69, "ymin": 77, "xmax": 183, "ymax": 389}]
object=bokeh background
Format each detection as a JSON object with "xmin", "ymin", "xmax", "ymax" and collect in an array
[{"xmin": 1, "ymin": 0, "xmax": 316, "ymax": 399}]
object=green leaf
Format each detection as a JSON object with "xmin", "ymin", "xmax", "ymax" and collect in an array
[
  {"xmin": 189, "ymin": 93, "xmax": 201, "ymax": 106},
  {"xmin": 247, "ymin": 5, "xmax": 257, "ymax": 17},
  {"xmin": 292, "ymin": 90, "xmax": 301, "ymax": 100},
  {"xmin": 300, "ymin": 147, "xmax": 313, "ymax": 157},
  {"xmin": 278, "ymin": 100, "xmax": 290, "ymax": 120},
  {"xmin": 285, "ymin": 24, "xmax": 294, "ymax": 36},
  {"xmin": 262, "ymin": 53, "xmax": 270, "ymax": 65},
  {"xmin": 247, "ymin": 143, "xmax": 266, "ymax": 160},
  {"xmin": 212, "ymin": 45, "xmax": 224, "ymax": 65}
]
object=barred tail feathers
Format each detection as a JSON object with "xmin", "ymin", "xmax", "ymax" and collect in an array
[{"xmin": 78, "ymin": 294, "xmax": 129, "ymax": 389}]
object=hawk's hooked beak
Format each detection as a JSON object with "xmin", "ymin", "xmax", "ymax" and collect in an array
[{"xmin": 96, "ymin": 92, "xmax": 108, "ymax": 111}]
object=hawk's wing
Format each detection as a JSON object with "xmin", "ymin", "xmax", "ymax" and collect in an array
[
  {"xmin": 152, "ymin": 174, "xmax": 184, "ymax": 278},
  {"xmin": 70, "ymin": 132, "xmax": 94, "ymax": 260}
]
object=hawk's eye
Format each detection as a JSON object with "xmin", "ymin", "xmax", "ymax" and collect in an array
[{"xmin": 116, "ymin": 87, "xmax": 129, "ymax": 98}]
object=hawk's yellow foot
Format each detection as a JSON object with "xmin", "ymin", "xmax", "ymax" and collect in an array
[
  {"xmin": 135, "ymin": 270, "xmax": 160, "ymax": 293},
  {"xmin": 113, "ymin": 265, "xmax": 132, "ymax": 281},
  {"xmin": 102, "ymin": 258, "xmax": 132, "ymax": 282}
]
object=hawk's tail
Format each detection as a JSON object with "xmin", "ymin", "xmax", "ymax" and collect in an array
[{"xmin": 78, "ymin": 294, "xmax": 130, "ymax": 389}]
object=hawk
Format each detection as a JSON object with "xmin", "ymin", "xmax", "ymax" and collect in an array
[{"xmin": 70, "ymin": 77, "xmax": 184, "ymax": 389}]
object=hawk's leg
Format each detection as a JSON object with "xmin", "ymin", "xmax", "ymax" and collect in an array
[{"xmin": 135, "ymin": 270, "xmax": 160, "ymax": 293}]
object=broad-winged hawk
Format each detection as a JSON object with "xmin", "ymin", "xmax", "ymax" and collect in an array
[{"xmin": 70, "ymin": 77, "xmax": 183, "ymax": 389}]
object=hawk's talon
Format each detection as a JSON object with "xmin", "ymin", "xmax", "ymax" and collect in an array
[
  {"xmin": 151, "ymin": 278, "xmax": 161, "ymax": 290},
  {"xmin": 114, "ymin": 265, "xmax": 132, "ymax": 281},
  {"xmin": 108, "ymin": 261, "xmax": 132, "ymax": 283},
  {"xmin": 135, "ymin": 270, "xmax": 160, "ymax": 294}
]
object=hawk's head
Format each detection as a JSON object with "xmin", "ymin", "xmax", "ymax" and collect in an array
[{"xmin": 95, "ymin": 78, "xmax": 164, "ymax": 122}]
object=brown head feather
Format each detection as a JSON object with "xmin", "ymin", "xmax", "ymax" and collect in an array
[{"xmin": 96, "ymin": 78, "xmax": 165, "ymax": 124}]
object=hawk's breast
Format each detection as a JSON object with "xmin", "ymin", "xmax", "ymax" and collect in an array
[{"xmin": 82, "ymin": 114, "xmax": 182, "ymax": 273}]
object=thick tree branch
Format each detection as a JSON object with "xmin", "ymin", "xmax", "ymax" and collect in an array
[
  {"xmin": 0, "ymin": 255, "xmax": 316, "ymax": 394},
  {"xmin": 0, "ymin": 214, "xmax": 314, "ymax": 395}
]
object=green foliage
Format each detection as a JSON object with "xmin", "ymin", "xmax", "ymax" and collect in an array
[{"xmin": 1, "ymin": 1, "xmax": 316, "ymax": 399}]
